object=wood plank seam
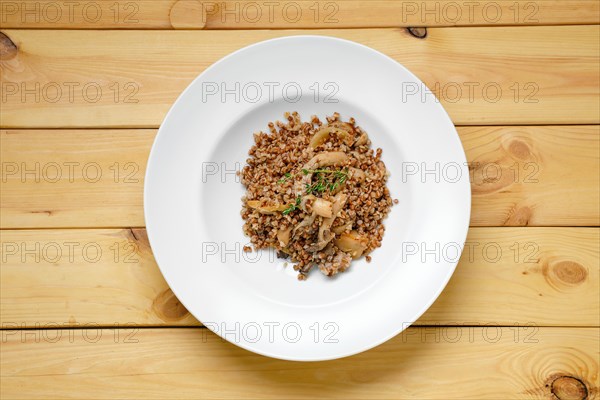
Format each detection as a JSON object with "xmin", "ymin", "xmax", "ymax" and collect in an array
[
  {"xmin": 1, "ymin": 327, "xmax": 598, "ymax": 400},
  {"xmin": 1, "ymin": 227, "xmax": 597, "ymax": 327},
  {"xmin": 2, "ymin": 126, "xmax": 598, "ymax": 228},
  {"xmin": 0, "ymin": 1, "xmax": 599, "ymax": 29},
  {"xmin": 1, "ymin": 27, "xmax": 598, "ymax": 127}
]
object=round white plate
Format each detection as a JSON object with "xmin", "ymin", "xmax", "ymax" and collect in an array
[{"xmin": 145, "ymin": 36, "xmax": 471, "ymax": 361}]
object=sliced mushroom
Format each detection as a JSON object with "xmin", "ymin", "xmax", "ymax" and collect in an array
[
  {"xmin": 309, "ymin": 127, "xmax": 337, "ymax": 149},
  {"xmin": 306, "ymin": 227, "xmax": 334, "ymax": 253},
  {"xmin": 304, "ymin": 151, "xmax": 348, "ymax": 170},
  {"xmin": 306, "ymin": 193, "xmax": 347, "ymax": 252},
  {"xmin": 329, "ymin": 121, "xmax": 355, "ymax": 133},
  {"xmin": 276, "ymin": 226, "xmax": 292, "ymax": 247},
  {"xmin": 348, "ymin": 167, "xmax": 367, "ymax": 183},
  {"xmin": 246, "ymin": 200, "xmax": 289, "ymax": 214},
  {"xmin": 334, "ymin": 230, "xmax": 369, "ymax": 259},
  {"xmin": 312, "ymin": 198, "xmax": 333, "ymax": 218},
  {"xmin": 332, "ymin": 221, "xmax": 352, "ymax": 235},
  {"xmin": 354, "ymin": 132, "xmax": 369, "ymax": 147},
  {"xmin": 309, "ymin": 126, "xmax": 354, "ymax": 149},
  {"xmin": 300, "ymin": 194, "xmax": 316, "ymax": 211},
  {"xmin": 292, "ymin": 211, "xmax": 317, "ymax": 238}
]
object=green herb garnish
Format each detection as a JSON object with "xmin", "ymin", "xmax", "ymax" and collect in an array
[
  {"xmin": 281, "ymin": 169, "xmax": 348, "ymax": 214},
  {"xmin": 277, "ymin": 172, "xmax": 292, "ymax": 184},
  {"xmin": 282, "ymin": 196, "xmax": 302, "ymax": 215},
  {"xmin": 304, "ymin": 168, "xmax": 348, "ymax": 195}
]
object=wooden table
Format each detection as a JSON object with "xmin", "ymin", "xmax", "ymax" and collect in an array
[{"xmin": 1, "ymin": 1, "xmax": 599, "ymax": 399}]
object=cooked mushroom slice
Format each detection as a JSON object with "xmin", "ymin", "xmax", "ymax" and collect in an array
[
  {"xmin": 312, "ymin": 198, "xmax": 333, "ymax": 218},
  {"xmin": 307, "ymin": 227, "xmax": 334, "ymax": 253},
  {"xmin": 309, "ymin": 127, "xmax": 339, "ymax": 149},
  {"xmin": 334, "ymin": 230, "xmax": 369, "ymax": 259},
  {"xmin": 348, "ymin": 167, "xmax": 367, "ymax": 183},
  {"xmin": 300, "ymin": 194, "xmax": 315, "ymax": 211},
  {"xmin": 329, "ymin": 121, "xmax": 356, "ymax": 133},
  {"xmin": 304, "ymin": 151, "xmax": 348, "ymax": 170},
  {"xmin": 306, "ymin": 193, "xmax": 347, "ymax": 252},
  {"xmin": 246, "ymin": 200, "xmax": 289, "ymax": 214},
  {"xmin": 292, "ymin": 211, "xmax": 317, "ymax": 238},
  {"xmin": 330, "ymin": 192, "xmax": 348, "ymax": 217},
  {"xmin": 331, "ymin": 221, "xmax": 352, "ymax": 235},
  {"xmin": 353, "ymin": 131, "xmax": 369, "ymax": 147},
  {"xmin": 277, "ymin": 226, "xmax": 293, "ymax": 247},
  {"xmin": 309, "ymin": 124, "xmax": 354, "ymax": 149},
  {"xmin": 294, "ymin": 152, "xmax": 348, "ymax": 202},
  {"xmin": 300, "ymin": 194, "xmax": 333, "ymax": 217}
]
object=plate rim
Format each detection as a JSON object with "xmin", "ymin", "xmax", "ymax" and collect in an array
[{"xmin": 144, "ymin": 34, "xmax": 472, "ymax": 361}]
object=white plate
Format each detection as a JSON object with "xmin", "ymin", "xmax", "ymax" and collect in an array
[{"xmin": 145, "ymin": 36, "xmax": 471, "ymax": 361}]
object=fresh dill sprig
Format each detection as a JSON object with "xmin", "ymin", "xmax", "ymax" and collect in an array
[
  {"xmin": 281, "ymin": 168, "xmax": 348, "ymax": 213},
  {"xmin": 304, "ymin": 168, "xmax": 348, "ymax": 195}
]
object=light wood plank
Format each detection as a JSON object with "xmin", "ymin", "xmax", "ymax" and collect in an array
[
  {"xmin": 0, "ymin": 228, "xmax": 198, "ymax": 327},
  {"xmin": 1, "ymin": 227, "xmax": 597, "ymax": 327},
  {"xmin": 0, "ymin": 0, "xmax": 598, "ymax": 29},
  {"xmin": 2, "ymin": 126, "xmax": 598, "ymax": 229},
  {"xmin": 0, "ymin": 26, "xmax": 598, "ymax": 127},
  {"xmin": 463, "ymin": 125, "xmax": 600, "ymax": 226},
  {"xmin": 0, "ymin": 129, "xmax": 154, "ymax": 228},
  {"xmin": 419, "ymin": 227, "xmax": 599, "ymax": 326},
  {"xmin": 1, "ymin": 327, "xmax": 598, "ymax": 399}
]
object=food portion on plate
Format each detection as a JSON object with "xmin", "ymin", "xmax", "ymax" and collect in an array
[{"xmin": 240, "ymin": 112, "xmax": 395, "ymax": 280}]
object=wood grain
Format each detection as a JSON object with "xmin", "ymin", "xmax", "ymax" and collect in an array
[
  {"xmin": 1, "ymin": 0, "xmax": 598, "ymax": 29},
  {"xmin": 0, "ymin": 2, "xmax": 597, "ymax": 398},
  {"xmin": 463, "ymin": 125, "xmax": 600, "ymax": 227},
  {"xmin": 1, "ymin": 26, "xmax": 598, "ymax": 128},
  {"xmin": 0, "ymin": 129, "xmax": 154, "ymax": 228},
  {"xmin": 2, "ymin": 126, "xmax": 598, "ymax": 229},
  {"xmin": 1, "ymin": 326, "xmax": 598, "ymax": 399},
  {"xmin": 1, "ymin": 227, "xmax": 597, "ymax": 327},
  {"xmin": 420, "ymin": 227, "xmax": 599, "ymax": 326},
  {"xmin": 0, "ymin": 228, "xmax": 198, "ymax": 327}
]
